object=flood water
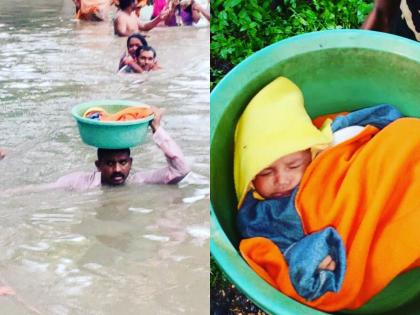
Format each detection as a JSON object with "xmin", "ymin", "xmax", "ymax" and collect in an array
[{"xmin": 0, "ymin": 1, "xmax": 209, "ymax": 314}]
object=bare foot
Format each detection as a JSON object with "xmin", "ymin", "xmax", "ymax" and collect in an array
[{"xmin": 0, "ymin": 149, "xmax": 5, "ymax": 160}]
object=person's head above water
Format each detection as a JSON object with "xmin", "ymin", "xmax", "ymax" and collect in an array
[
  {"xmin": 136, "ymin": 46, "xmax": 157, "ymax": 71},
  {"xmin": 234, "ymin": 77, "xmax": 334, "ymax": 207},
  {"xmin": 118, "ymin": 0, "xmax": 136, "ymax": 11},
  {"xmin": 95, "ymin": 148, "xmax": 132, "ymax": 186},
  {"xmin": 127, "ymin": 33, "xmax": 148, "ymax": 57}
]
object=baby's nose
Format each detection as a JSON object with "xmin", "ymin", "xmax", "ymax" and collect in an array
[{"xmin": 275, "ymin": 173, "xmax": 292, "ymax": 188}]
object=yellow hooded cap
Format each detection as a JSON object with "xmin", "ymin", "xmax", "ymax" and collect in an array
[{"xmin": 234, "ymin": 77, "xmax": 333, "ymax": 208}]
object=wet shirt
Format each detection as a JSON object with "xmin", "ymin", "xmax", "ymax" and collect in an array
[{"xmin": 52, "ymin": 127, "xmax": 190, "ymax": 190}]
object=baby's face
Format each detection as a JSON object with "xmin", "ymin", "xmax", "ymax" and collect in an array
[{"xmin": 253, "ymin": 150, "xmax": 312, "ymax": 199}]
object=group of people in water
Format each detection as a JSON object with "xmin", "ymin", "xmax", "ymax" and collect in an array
[
  {"xmin": 72, "ymin": 0, "xmax": 210, "ymax": 73},
  {"xmin": 0, "ymin": 0, "xmax": 210, "ymax": 296}
]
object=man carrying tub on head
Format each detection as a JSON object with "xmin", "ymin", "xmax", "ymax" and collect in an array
[{"xmin": 52, "ymin": 107, "xmax": 190, "ymax": 190}]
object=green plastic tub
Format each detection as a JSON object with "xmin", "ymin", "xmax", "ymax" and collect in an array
[
  {"xmin": 210, "ymin": 30, "xmax": 420, "ymax": 315},
  {"xmin": 72, "ymin": 100, "xmax": 154, "ymax": 149}
]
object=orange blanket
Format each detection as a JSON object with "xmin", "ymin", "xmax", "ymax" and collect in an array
[
  {"xmin": 83, "ymin": 106, "xmax": 153, "ymax": 121},
  {"xmin": 240, "ymin": 118, "xmax": 420, "ymax": 311}
]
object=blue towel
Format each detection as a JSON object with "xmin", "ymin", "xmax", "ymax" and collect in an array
[{"xmin": 331, "ymin": 104, "xmax": 403, "ymax": 132}]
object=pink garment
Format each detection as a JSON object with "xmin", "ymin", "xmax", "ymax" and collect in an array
[
  {"xmin": 152, "ymin": 0, "xmax": 167, "ymax": 17},
  {"xmin": 53, "ymin": 127, "xmax": 190, "ymax": 190}
]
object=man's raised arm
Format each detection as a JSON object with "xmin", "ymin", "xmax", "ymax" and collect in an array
[{"xmin": 131, "ymin": 107, "xmax": 191, "ymax": 184}]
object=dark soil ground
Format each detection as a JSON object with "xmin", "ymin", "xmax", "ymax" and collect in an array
[{"xmin": 210, "ymin": 280, "xmax": 268, "ymax": 315}]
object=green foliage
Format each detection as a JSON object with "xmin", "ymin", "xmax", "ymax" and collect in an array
[{"xmin": 211, "ymin": 0, "xmax": 373, "ymax": 87}]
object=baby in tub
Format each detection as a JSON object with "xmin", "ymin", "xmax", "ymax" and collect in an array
[{"xmin": 234, "ymin": 77, "xmax": 405, "ymax": 301}]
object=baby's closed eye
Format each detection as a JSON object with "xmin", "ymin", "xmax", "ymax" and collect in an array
[{"xmin": 288, "ymin": 163, "xmax": 302, "ymax": 169}]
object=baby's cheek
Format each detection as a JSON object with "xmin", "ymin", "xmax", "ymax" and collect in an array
[{"xmin": 293, "ymin": 170, "xmax": 305, "ymax": 186}]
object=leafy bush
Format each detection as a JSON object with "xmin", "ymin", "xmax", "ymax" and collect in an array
[{"xmin": 211, "ymin": 0, "xmax": 373, "ymax": 88}]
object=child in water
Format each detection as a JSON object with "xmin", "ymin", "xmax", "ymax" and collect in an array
[{"xmin": 235, "ymin": 77, "xmax": 404, "ymax": 301}]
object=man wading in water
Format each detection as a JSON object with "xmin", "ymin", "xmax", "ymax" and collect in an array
[
  {"xmin": 2, "ymin": 108, "xmax": 190, "ymax": 193},
  {"xmin": 51, "ymin": 107, "xmax": 190, "ymax": 190},
  {"xmin": 114, "ymin": 0, "xmax": 169, "ymax": 36}
]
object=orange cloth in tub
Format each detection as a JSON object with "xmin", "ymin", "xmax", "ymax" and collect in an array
[
  {"xmin": 311, "ymin": 111, "xmax": 348, "ymax": 129},
  {"xmin": 240, "ymin": 118, "xmax": 420, "ymax": 312},
  {"xmin": 83, "ymin": 106, "xmax": 153, "ymax": 121}
]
